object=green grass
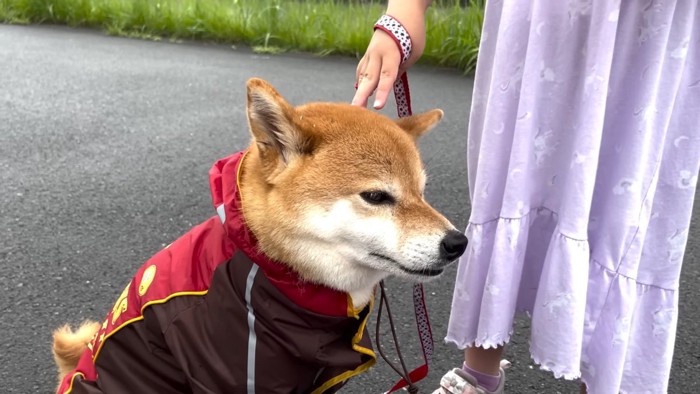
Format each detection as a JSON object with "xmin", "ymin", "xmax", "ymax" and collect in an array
[{"xmin": 0, "ymin": 0, "xmax": 484, "ymax": 73}]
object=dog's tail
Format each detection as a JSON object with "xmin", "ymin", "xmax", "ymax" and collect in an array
[{"xmin": 52, "ymin": 321, "xmax": 100, "ymax": 384}]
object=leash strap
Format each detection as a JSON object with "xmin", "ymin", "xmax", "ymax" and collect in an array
[
  {"xmin": 393, "ymin": 73, "xmax": 413, "ymax": 117},
  {"xmin": 381, "ymin": 283, "xmax": 434, "ymax": 393},
  {"xmin": 373, "ymin": 14, "xmax": 434, "ymax": 394},
  {"xmin": 374, "ymin": 14, "xmax": 413, "ymax": 117}
]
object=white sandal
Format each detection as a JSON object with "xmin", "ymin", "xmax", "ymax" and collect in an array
[{"xmin": 431, "ymin": 360, "xmax": 511, "ymax": 394}]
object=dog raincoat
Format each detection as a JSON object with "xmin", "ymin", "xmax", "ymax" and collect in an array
[{"xmin": 57, "ymin": 151, "xmax": 376, "ymax": 394}]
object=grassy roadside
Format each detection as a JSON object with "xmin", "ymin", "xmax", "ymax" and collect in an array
[{"xmin": 0, "ymin": 0, "xmax": 483, "ymax": 74}]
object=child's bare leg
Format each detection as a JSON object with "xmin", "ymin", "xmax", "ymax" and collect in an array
[{"xmin": 464, "ymin": 346, "xmax": 504, "ymax": 375}]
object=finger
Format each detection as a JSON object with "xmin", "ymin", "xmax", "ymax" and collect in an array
[
  {"xmin": 372, "ymin": 59, "xmax": 400, "ymax": 109},
  {"xmin": 351, "ymin": 58, "xmax": 381, "ymax": 107},
  {"xmin": 355, "ymin": 56, "xmax": 368, "ymax": 89}
]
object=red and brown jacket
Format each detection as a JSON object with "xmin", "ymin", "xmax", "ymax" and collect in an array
[{"xmin": 57, "ymin": 151, "xmax": 376, "ymax": 394}]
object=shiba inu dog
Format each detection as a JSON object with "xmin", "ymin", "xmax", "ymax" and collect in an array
[{"xmin": 52, "ymin": 78, "xmax": 467, "ymax": 393}]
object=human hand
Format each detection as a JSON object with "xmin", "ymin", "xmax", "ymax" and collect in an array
[
  {"xmin": 352, "ymin": 29, "xmax": 403, "ymax": 110},
  {"xmin": 352, "ymin": 5, "xmax": 428, "ymax": 110}
]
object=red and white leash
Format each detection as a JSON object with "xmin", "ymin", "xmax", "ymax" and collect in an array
[
  {"xmin": 374, "ymin": 14, "xmax": 414, "ymax": 118},
  {"xmin": 371, "ymin": 14, "xmax": 434, "ymax": 394}
]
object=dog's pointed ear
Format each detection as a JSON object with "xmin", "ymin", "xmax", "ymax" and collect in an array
[
  {"xmin": 246, "ymin": 78, "xmax": 303, "ymax": 164},
  {"xmin": 394, "ymin": 109, "xmax": 444, "ymax": 139}
]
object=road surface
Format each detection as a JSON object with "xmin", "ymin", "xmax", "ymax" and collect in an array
[{"xmin": 1, "ymin": 25, "xmax": 698, "ymax": 393}]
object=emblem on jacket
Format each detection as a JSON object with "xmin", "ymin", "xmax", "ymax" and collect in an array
[
  {"xmin": 139, "ymin": 265, "xmax": 156, "ymax": 296},
  {"xmin": 111, "ymin": 282, "xmax": 130, "ymax": 325}
]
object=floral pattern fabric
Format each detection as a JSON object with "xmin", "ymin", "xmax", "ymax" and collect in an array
[{"xmin": 446, "ymin": 1, "xmax": 700, "ymax": 392}]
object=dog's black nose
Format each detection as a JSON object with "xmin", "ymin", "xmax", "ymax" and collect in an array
[{"xmin": 440, "ymin": 230, "xmax": 468, "ymax": 260}]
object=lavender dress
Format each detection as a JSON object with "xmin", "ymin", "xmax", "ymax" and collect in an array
[{"xmin": 445, "ymin": 1, "xmax": 700, "ymax": 392}]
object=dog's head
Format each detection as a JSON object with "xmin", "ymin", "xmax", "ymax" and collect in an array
[{"xmin": 239, "ymin": 78, "xmax": 467, "ymax": 300}]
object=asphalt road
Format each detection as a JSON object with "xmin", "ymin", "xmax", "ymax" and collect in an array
[{"xmin": 1, "ymin": 25, "xmax": 698, "ymax": 394}]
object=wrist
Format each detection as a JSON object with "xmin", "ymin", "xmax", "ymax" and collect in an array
[
  {"xmin": 383, "ymin": 1, "xmax": 427, "ymax": 63},
  {"xmin": 374, "ymin": 15, "xmax": 413, "ymax": 63}
]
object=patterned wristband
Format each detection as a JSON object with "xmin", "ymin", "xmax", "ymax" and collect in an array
[{"xmin": 374, "ymin": 14, "xmax": 413, "ymax": 64}]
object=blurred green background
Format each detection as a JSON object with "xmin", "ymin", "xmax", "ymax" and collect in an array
[{"xmin": 0, "ymin": 0, "xmax": 484, "ymax": 73}]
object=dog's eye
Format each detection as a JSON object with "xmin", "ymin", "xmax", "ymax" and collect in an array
[{"xmin": 360, "ymin": 191, "xmax": 395, "ymax": 205}]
